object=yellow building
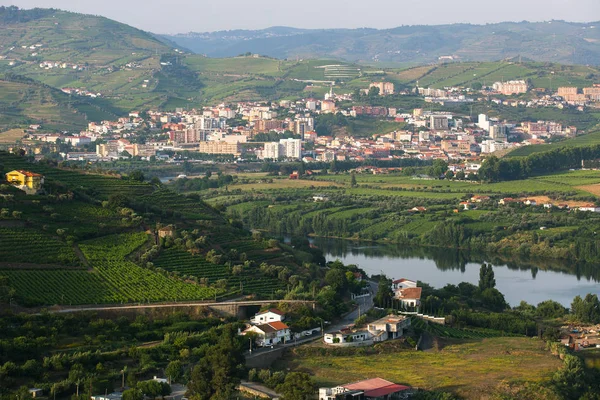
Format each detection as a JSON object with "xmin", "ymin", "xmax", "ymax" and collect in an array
[{"xmin": 5, "ymin": 170, "xmax": 44, "ymax": 194}]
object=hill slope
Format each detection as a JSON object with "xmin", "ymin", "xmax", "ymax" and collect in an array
[
  {"xmin": 162, "ymin": 21, "xmax": 600, "ymax": 65},
  {"xmin": 0, "ymin": 6, "xmax": 203, "ymax": 113}
]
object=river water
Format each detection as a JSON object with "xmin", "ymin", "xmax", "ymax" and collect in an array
[{"xmin": 311, "ymin": 237, "xmax": 600, "ymax": 307}]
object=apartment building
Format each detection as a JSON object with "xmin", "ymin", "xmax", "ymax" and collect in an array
[{"xmin": 198, "ymin": 141, "xmax": 242, "ymax": 156}]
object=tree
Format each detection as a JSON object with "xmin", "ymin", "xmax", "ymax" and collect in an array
[
  {"xmin": 122, "ymin": 389, "xmax": 144, "ymax": 400},
  {"xmin": 68, "ymin": 363, "xmax": 86, "ymax": 396},
  {"xmin": 478, "ymin": 263, "xmax": 495, "ymax": 291},
  {"xmin": 325, "ymin": 268, "xmax": 348, "ymax": 293},
  {"xmin": 472, "ymin": 82, "xmax": 483, "ymax": 90},
  {"xmin": 571, "ymin": 294, "xmax": 600, "ymax": 323},
  {"xmin": 552, "ymin": 355, "xmax": 587, "ymax": 399},
  {"xmin": 165, "ymin": 360, "xmax": 182, "ymax": 384},
  {"xmin": 129, "ymin": 170, "xmax": 145, "ymax": 182},
  {"xmin": 374, "ymin": 276, "xmax": 393, "ymax": 308},
  {"xmin": 276, "ymin": 372, "xmax": 315, "ymax": 400},
  {"xmin": 350, "ymin": 173, "xmax": 357, "ymax": 187},
  {"xmin": 455, "ymin": 170, "xmax": 466, "ymax": 180},
  {"xmin": 444, "ymin": 170, "xmax": 454, "ymax": 180},
  {"xmin": 536, "ymin": 300, "xmax": 567, "ymax": 319},
  {"xmin": 368, "ymin": 86, "xmax": 380, "ymax": 98}
]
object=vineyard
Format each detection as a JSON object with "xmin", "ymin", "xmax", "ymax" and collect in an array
[
  {"xmin": 153, "ymin": 248, "xmax": 285, "ymax": 297},
  {"xmin": 136, "ymin": 189, "xmax": 218, "ymax": 220},
  {"xmin": 0, "ymin": 228, "xmax": 80, "ymax": 266}
]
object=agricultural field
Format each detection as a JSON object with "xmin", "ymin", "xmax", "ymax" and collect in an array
[
  {"xmin": 279, "ymin": 337, "xmax": 561, "ymax": 399},
  {"xmin": 508, "ymin": 130, "xmax": 600, "ymax": 157},
  {"xmin": 0, "ymin": 227, "xmax": 80, "ymax": 266},
  {"xmin": 0, "ymin": 129, "xmax": 25, "ymax": 143}
]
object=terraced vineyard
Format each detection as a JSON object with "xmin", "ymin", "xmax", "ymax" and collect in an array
[
  {"xmin": 1, "ymin": 270, "xmax": 115, "ymax": 305},
  {"xmin": 79, "ymin": 233, "xmax": 225, "ymax": 302},
  {"xmin": 137, "ymin": 189, "xmax": 218, "ymax": 220},
  {"xmin": 154, "ymin": 248, "xmax": 286, "ymax": 297},
  {"xmin": 0, "ymin": 228, "xmax": 79, "ymax": 265}
]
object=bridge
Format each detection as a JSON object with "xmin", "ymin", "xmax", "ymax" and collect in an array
[{"xmin": 45, "ymin": 299, "xmax": 317, "ymax": 318}]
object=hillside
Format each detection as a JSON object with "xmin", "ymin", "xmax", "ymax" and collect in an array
[
  {"xmin": 0, "ymin": 73, "xmax": 122, "ymax": 132},
  {"xmin": 162, "ymin": 21, "xmax": 600, "ymax": 65},
  {"xmin": 0, "ymin": 151, "xmax": 318, "ymax": 307},
  {"xmin": 0, "ymin": 6, "xmax": 201, "ymax": 113}
]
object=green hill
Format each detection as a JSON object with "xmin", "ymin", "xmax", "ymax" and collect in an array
[
  {"xmin": 0, "ymin": 6, "xmax": 201, "ymax": 113},
  {"xmin": 0, "ymin": 73, "xmax": 121, "ymax": 132}
]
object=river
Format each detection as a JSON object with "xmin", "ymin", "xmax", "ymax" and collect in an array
[{"xmin": 310, "ymin": 237, "xmax": 600, "ymax": 307}]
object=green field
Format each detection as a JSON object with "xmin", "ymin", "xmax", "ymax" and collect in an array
[
  {"xmin": 508, "ymin": 130, "xmax": 600, "ymax": 157},
  {"xmin": 279, "ymin": 337, "xmax": 561, "ymax": 399}
]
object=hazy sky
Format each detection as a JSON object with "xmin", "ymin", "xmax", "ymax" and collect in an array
[{"xmin": 2, "ymin": 0, "xmax": 600, "ymax": 34}]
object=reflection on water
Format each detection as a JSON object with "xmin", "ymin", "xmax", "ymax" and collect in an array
[{"xmin": 310, "ymin": 236, "xmax": 600, "ymax": 307}]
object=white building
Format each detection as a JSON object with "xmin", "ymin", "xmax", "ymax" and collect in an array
[
  {"xmin": 250, "ymin": 309, "xmax": 285, "ymax": 325},
  {"xmin": 263, "ymin": 142, "xmax": 281, "ymax": 160},
  {"xmin": 279, "ymin": 138, "xmax": 302, "ymax": 160},
  {"xmin": 242, "ymin": 322, "xmax": 291, "ymax": 346}
]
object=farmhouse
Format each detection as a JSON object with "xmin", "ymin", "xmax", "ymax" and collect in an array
[
  {"xmin": 242, "ymin": 321, "xmax": 291, "ymax": 346},
  {"xmin": 471, "ymin": 195, "xmax": 490, "ymax": 203},
  {"xmin": 319, "ymin": 378, "xmax": 412, "ymax": 400},
  {"xmin": 158, "ymin": 225, "xmax": 175, "ymax": 238},
  {"xmin": 578, "ymin": 204, "xmax": 600, "ymax": 213},
  {"xmin": 5, "ymin": 170, "xmax": 44, "ymax": 194},
  {"xmin": 394, "ymin": 287, "xmax": 422, "ymax": 310},
  {"xmin": 499, "ymin": 197, "xmax": 517, "ymax": 205},
  {"xmin": 250, "ymin": 308, "xmax": 285, "ymax": 325}
]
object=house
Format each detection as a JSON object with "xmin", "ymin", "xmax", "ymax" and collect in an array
[
  {"xmin": 5, "ymin": 170, "xmax": 44, "ymax": 194},
  {"xmin": 313, "ymin": 195, "xmax": 329, "ymax": 202},
  {"xmin": 543, "ymin": 203, "xmax": 554, "ymax": 209},
  {"xmin": 242, "ymin": 321, "xmax": 291, "ymax": 346},
  {"xmin": 557, "ymin": 204, "xmax": 570, "ymax": 210},
  {"xmin": 158, "ymin": 225, "xmax": 175, "ymax": 238},
  {"xmin": 367, "ymin": 315, "xmax": 411, "ymax": 342},
  {"xmin": 391, "ymin": 278, "xmax": 416, "ymax": 291},
  {"xmin": 470, "ymin": 195, "xmax": 490, "ymax": 203},
  {"xmin": 410, "ymin": 206, "xmax": 427, "ymax": 212},
  {"xmin": 578, "ymin": 204, "xmax": 600, "ymax": 213},
  {"xmin": 499, "ymin": 197, "xmax": 517, "ymax": 205},
  {"xmin": 324, "ymin": 329, "xmax": 371, "ymax": 345},
  {"xmin": 394, "ymin": 287, "xmax": 422, "ymax": 310},
  {"xmin": 250, "ymin": 308, "xmax": 285, "ymax": 325},
  {"xmin": 319, "ymin": 378, "xmax": 412, "ymax": 400},
  {"xmin": 523, "ymin": 199, "xmax": 537, "ymax": 206}
]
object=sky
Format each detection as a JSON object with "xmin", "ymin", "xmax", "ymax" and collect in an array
[{"xmin": 2, "ymin": 0, "xmax": 600, "ymax": 34}]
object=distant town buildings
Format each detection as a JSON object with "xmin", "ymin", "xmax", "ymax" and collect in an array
[
  {"xmin": 369, "ymin": 81, "xmax": 395, "ymax": 95},
  {"xmin": 492, "ymin": 80, "xmax": 528, "ymax": 95}
]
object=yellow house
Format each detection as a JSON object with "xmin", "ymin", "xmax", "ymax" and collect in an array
[{"xmin": 5, "ymin": 170, "xmax": 44, "ymax": 194}]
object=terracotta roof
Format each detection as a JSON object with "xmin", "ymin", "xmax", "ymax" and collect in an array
[
  {"xmin": 364, "ymin": 384, "xmax": 411, "ymax": 397},
  {"xmin": 268, "ymin": 321, "xmax": 289, "ymax": 331},
  {"xmin": 397, "ymin": 287, "xmax": 422, "ymax": 300},
  {"xmin": 14, "ymin": 170, "xmax": 42, "ymax": 177},
  {"xmin": 344, "ymin": 378, "xmax": 395, "ymax": 391},
  {"xmin": 254, "ymin": 324, "xmax": 278, "ymax": 334}
]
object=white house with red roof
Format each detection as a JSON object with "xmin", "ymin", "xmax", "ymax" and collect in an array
[
  {"xmin": 319, "ymin": 378, "xmax": 412, "ymax": 400},
  {"xmin": 250, "ymin": 308, "xmax": 285, "ymax": 325},
  {"xmin": 391, "ymin": 278, "xmax": 416, "ymax": 291},
  {"xmin": 241, "ymin": 321, "xmax": 291, "ymax": 346}
]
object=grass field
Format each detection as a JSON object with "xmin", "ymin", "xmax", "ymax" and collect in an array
[
  {"xmin": 507, "ymin": 130, "xmax": 600, "ymax": 157},
  {"xmin": 279, "ymin": 337, "xmax": 561, "ymax": 399},
  {"xmin": 0, "ymin": 129, "xmax": 25, "ymax": 143}
]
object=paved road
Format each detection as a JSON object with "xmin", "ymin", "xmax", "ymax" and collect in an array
[{"xmin": 326, "ymin": 280, "xmax": 378, "ymax": 333}]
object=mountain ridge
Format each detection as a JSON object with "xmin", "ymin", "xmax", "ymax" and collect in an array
[{"xmin": 161, "ymin": 20, "xmax": 600, "ymax": 65}]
